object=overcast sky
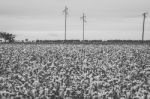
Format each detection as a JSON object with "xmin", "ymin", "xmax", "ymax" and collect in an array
[{"xmin": 0, "ymin": 0, "xmax": 150, "ymax": 40}]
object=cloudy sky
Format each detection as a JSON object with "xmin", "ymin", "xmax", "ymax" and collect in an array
[{"xmin": 0, "ymin": 0, "xmax": 150, "ymax": 40}]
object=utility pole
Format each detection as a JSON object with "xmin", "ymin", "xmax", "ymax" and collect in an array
[
  {"xmin": 63, "ymin": 6, "xmax": 69, "ymax": 40},
  {"xmin": 142, "ymin": 12, "xmax": 148, "ymax": 41},
  {"xmin": 81, "ymin": 13, "xmax": 87, "ymax": 41}
]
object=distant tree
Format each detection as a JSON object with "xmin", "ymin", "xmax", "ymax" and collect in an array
[
  {"xmin": 25, "ymin": 39, "xmax": 28, "ymax": 42},
  {"xmin": 0, "ymin": 32, "xmax": 15, "ymax": 43},
  {"xmin": 6, "ymin": 33, "xmax": 15, "ymax": 43}
]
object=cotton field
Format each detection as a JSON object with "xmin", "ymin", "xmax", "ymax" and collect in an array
[{"xmin": 0, "ymin": 44, "xmax": 150, "ymax": 99}]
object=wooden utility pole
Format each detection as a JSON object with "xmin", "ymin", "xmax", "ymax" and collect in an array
[
  {"xmin": 63, "ymin": 6, "xmax": 68, "ymax": 40},
  {"xmin": 142, "ymin": 12, "xmax": 148, "ymax": 41},
  {"xmin": 81, "ymin": 13, "xmax": 86, "ymax": 41}
]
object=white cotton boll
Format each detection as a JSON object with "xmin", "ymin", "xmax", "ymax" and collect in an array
[
  {"xmin": 33, "ymin": 80, "xmax": 39, "ymax": 86},
  {"xmin": 120, "ymin": 97, "xmax": 126, "ymax": 99},
  {"xmin": 83, "ymin": 58, "xmax": 87, "ymax": 63},
  {"xmin": 76, "ymin": 90, "xmax": 81, "ymax": 95}
]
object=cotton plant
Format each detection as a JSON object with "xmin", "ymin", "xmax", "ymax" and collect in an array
[{"xmin": 0, "ymin": 44, "xmax": 150, "ymax": 98}]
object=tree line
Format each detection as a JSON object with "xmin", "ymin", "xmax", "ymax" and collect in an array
[
  {"xmin": 0, "ymin": 32, "xmax": 15, "ymax": 43},
  {"xmin": 35, "ymin": 40, "xmax": 150, "ymax": 44}
]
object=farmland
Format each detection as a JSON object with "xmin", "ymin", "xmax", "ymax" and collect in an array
[{"xmin": 0, "ymin": 44, "xmax": 150, "ymax": 99}]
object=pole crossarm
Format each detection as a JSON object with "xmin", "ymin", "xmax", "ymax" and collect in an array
[
  {"xmin": 63, "ymin": 6, "xmax": 69, "ymax": 16},
  {"xmin": 143, "ymin": 12, "xmax": 148, "ymax": 18},
  {"xmin": 80, "ymin": 13, "xmax": 87, "ymax": 22}
]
